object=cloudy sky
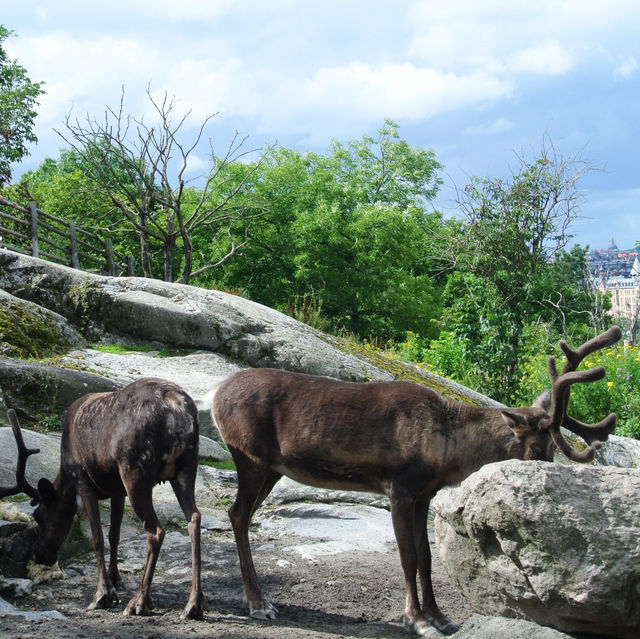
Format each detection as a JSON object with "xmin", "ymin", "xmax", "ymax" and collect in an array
[{"xmin": 3, "ymin": 0, "xmax": 639, "ymax": 250}]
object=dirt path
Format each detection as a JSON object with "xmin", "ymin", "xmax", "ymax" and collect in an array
[{"xmin": 1, "ymin": 510, "xmax": 473, "ymax": 639}]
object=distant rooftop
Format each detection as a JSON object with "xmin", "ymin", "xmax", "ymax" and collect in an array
[{"xmin": 587, "ymin": 240, "xmax": 638, "ymax": 279}]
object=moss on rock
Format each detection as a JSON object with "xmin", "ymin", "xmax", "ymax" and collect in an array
[
  {"xmin": 0, "ymin": 290, "xmax": 86, "ymax": 360},
  {"xmin": 328, "ymin": 334, "xmax": 500, "ymax": 407}
]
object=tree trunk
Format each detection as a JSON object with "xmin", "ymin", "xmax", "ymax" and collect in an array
[
  {"xmin": 178, "ymin": 232, "xmax": 193, "ymax": 285},
  {"xmin": 349, "ymin": 308, "xmax": 360, "ymax": 336},
  {"xmin": 140, "ymin": 232, "xmax": 154, "ymax": 279},
  {"xmin": 164, "ymin": 235, "xmax": 175, "ymax": 282}
]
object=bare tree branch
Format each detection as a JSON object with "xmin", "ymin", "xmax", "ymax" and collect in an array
[{"xmin": 55, "ymin": 87, "xmax": 266, "ymax": 283}]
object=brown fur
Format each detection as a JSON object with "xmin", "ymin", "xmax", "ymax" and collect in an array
[
  {"xmin": 211, "ymin": 351, "xmax": 617, "ymax": 636},
  {"xmin": 16, "ymin": 378, "xmax": 206, "ymax": 620}
]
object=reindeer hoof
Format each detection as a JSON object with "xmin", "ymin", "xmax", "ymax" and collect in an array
[
  {"xmin": 249, "ymin": 601, "xmax": 278, "ymax": 620},
  {"xmin": 124, "ymin": 594, "xmax": 153, "ymax": 616},
  {"xmin": 403, "ymin": 616, "xmax": 445, "ymax": 637},
  {"xmin": 429, "ymin": 616, "xmax": 460, "ymax": 635},
  {"xmin": 87, "ymin": 588, "xmax": 118, "ymax": 611},
  {"xmin": 181, "ymin": 594, "xmax": 207, "ymax": 620}
]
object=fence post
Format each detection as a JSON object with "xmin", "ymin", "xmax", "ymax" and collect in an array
[
  {"xmin": 127, "ymin": 254, "xmax": 135, "ymax": 276},
  {"xmin": 29, "ymin": 202, "xmax": 39, "ymax": 258},
  {"xmin": 105, "ymin": 238, "xmax": 115, "ymax": 275},
  {"xmin": 69, "ymin": 220, "xmax": 80, "ymax": 269}
]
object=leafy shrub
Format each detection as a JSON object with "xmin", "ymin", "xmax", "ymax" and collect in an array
[
  {"xmin": 517, "ymin": 344, "xmax": 640, "ymax": 440},
  {"xmin": 393, "ymin": 329, "xmax": 480, "ymax": 389}
]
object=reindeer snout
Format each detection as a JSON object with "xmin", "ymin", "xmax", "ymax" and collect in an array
[{"xmin": 34, "ymin": 539, "xmax": 59, "ymax": 566}]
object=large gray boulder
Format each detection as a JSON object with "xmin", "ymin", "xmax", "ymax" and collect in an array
[
  {"xmin": 596, "ymin": 432, "xmax": 640, "ymax": 468},
  {"xmin": 433, "ymin": 460, "xmax": 640, "ymax": 639},
  {"xmin": 0, "ymin": 249, "xmax": 390, "ymax": 383},
  {"xmin": 0, "ymin": 427, "xmax": 61, "ymax": 486}
]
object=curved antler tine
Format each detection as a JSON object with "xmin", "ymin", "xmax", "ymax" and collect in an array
[
  {"xmin": 549, "ymin": 429, "xmax": 601, "ymax": 463},
  {"xmin": 0, "ymin": 410, "xmax": 41, "ymax": 502},
  {"xmin": 8, "ymin": 409, "xmax": 41, "ymax": 457},
  {"xmin": 545, "ymin": 367, "xmax": 607, "ymax": 429},
  {"xmin": 559, "ymin": 326, "xmax": 622, "ymax": 375},
  {"xmin": 545, "ymin": 327, "xmax": 622, "ymax": 463},
  {"xmin": 563, "ymin": 413, "xmax": 617, "ymax": 445}
]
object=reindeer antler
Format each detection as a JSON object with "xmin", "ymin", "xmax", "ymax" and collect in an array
[
  {"xmin": 0, "ymin": 410, "xmax": 41, "ymax": 502},
  {"xmin": 543, "ymin": 326, "xmax": 622, "ymax": 462}
]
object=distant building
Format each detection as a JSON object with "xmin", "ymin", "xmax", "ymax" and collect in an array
[
  {"xmin": 588, "ymin": 239, "xmax": 638, "ymax": 279},
  {"xmin": 590, "ymin": 240, "xmax": 640, "ymax": 322}
]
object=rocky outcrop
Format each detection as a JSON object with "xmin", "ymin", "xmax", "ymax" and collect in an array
[
  {"xmin": 0, "ymin": 249, "xmax": 390, "ymax": 383},
  {"xmin": 0, "ymin": 249, "xmax": 497, "ymax": 437},
  {"xmin": 432, "ymin": 460, "xmax": 640, "ymax": 639},
  {"xmin": 596, "ymin": 432, "xmax": 640, "ymax": 468},
  {"xmin": 0, "ymin": 357, "xmax": 119, "ymax": 425}
]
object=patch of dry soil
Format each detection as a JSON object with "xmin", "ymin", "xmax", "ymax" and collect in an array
[{"xmin": 1, "ymin": 513, "xmax": 472, "ymax": 639}]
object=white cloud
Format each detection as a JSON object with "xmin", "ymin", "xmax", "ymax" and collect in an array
[
  {"xmin": 614, "ymin": 56, "xmax": 638, "ymax": 79},
  {"xmin": 10, "ymin": 33, "xmax": 161, "ymax": 124},
  {"xmin": 406, "ymin": 0, "xmax": 640, "ymax": 79},
  {"xmin": 181, "ymin": 152, "xmax": 209, "ymax": 176},
  {"xmin": 462, "ymin": 118, "xmax": 514, "ymax": 137},
  {"xmin": 506, "ymin": 41, "xmax": 575, "ymax": 75},
  {"xmin": 255, "ymin": 62, "xmax": 513, "ymax": 137}
]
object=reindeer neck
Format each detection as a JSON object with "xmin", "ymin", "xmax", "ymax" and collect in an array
[
  {"xmin": 55, "ymin": 467, "xmax": 79, "ymax": 508},
  {"xmin": 437, "ymin": 400, "xmax": 519, "ymax": 482}
]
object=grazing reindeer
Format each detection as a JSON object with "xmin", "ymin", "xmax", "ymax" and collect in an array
[
  {"xmin": 211, "ymin": 326, "xmax": 621, "ymax": 637},
  {"xmin": 0, "ymin": 378, "xmax": 205, "ymax": 620}
]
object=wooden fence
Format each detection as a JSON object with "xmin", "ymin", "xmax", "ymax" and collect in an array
[{"xmin": 0, "ymin": 195, "xmax": 134, "ymax": 276}]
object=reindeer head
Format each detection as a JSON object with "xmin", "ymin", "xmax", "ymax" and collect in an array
[
  {"xmin": 501, "ymin": 390, "xmax": 556, "ymax": 461},
  {"xmin": 502, "ymin": 326, "xmax": 621, "ymax": 464},
  {"xmin": 1, "ymin": 410, "xmax": 77, "ymax": 566}
]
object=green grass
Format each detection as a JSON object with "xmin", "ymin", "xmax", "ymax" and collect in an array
[
  {"xmin": 1, "ymin": 494, "xmax": 30, "ymax": 503},
  {"xmin": 92, "ymin": 343, "xmax": 192, "ymax": 357},
  {"xmin": 199, "ymin": 458, "xmax": 236, "ymax": 471}
]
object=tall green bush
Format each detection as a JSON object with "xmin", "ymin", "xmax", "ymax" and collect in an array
[{"xmin": 517, "ymin": 343, "xmax": 640, "ymax": 440}]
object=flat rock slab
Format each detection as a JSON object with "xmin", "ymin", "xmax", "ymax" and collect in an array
[{"xmin": 257, "ymin": 503, "xmax": 397, "ymax": 560}]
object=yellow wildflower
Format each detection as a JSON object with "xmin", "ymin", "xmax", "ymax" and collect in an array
[{"xmin": 607, "ymin": 381, "xmax": 614, "ymax": 388}]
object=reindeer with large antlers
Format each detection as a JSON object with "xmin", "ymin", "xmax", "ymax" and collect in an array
[
  {"xmin": 0, "ymin": 378, "xmax": 205, "ymax": 620},
  {"xmin": 211, "ymin": 326, "xmax": 621, "ymax": 637}
]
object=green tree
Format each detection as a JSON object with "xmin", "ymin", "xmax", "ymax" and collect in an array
[
  {"xmin": 211, "ymin": 121, "xmax": 445, "ymax": 340},
  {"xmin": 0, "ymin": 26, "xmax": 45, "ymax": 186},
  {"xmin": 433, "ymin": 140, "xmax": 602, "ymax": 402},
  {"xmin": 293, "ymin": 200, "xmax": 443, "ymax": 338}
]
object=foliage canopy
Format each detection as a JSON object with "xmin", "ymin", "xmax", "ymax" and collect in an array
[{"xmin": 0, "ymin": 26, "xmax": 45, "ymax": 186}]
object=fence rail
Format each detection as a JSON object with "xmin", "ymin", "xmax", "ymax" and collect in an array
[{"xmin": 0, "ymin": 196, "xmax": 134, "ymax": 276}]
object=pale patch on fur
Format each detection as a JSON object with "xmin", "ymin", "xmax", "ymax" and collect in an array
[
  {"xmin": 202, "ymin": 385, "xmax": 220, "ymax": 413},
  {"xmin": 163, "ymin": 389, "xmax": 186, "ymax": 413},
  {"xmin": 27, "ymin": 560, "xmax": 65, "ymax": 585}
]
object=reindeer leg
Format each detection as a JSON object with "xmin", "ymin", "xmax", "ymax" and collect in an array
[
  {"xmin": 414, "ymin": 499, "xmax": 459, "ymax": 636},
  {"xmin": 81, "ymin": 489, "xmax": 119, "ymax": 610},
  {"xmin": 229, "ymin": 454, "xmax": 281, "ymax": 620},
  {"xmin": 123, "ymin": 479, "xmax": 163, "ymax": 616},
  {"xmin": 108, "ymin": 494, "xmax": 125, "ymax": 590},
  {"xmin": 170, "ymin": 469, "xmax": 206, "ymax": 620},
  {"xmin": 390, "ymin": 486, "xmax": 440, "ymax": 638}
]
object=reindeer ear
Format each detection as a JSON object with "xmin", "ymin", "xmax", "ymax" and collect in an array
[
  {"xmin": 37, "ymin": 478, "xmax": 56, "ymax": 506},
  {"xmin": 502, "ymin": 411, "xmax": 532, "ymax": 439}
]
